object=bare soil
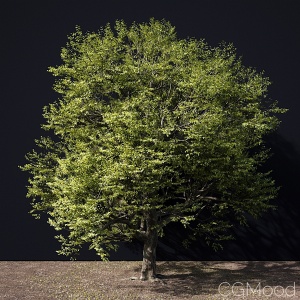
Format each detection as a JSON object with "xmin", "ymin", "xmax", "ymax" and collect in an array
[{"xmin": 0, "ymin": 261, "xmax": 299, "ymax": 299}]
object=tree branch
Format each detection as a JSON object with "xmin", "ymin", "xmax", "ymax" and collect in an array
[{"xmin": 101, "ymin": 217, "xmax": 132, "ymax": 231}]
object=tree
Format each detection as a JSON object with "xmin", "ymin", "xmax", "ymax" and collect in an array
[{"xmin": 21, "ymin": 19, "xmax": 286, "ymax": 280}]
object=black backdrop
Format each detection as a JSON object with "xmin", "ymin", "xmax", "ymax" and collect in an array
[{"xmin": 1, "ymin": 0, "xmax": 300, "ymax": 260}]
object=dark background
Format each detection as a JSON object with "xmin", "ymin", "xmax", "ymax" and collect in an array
[{"xmin": 1, "ymin": 0, "xmax": 300, "ymax": 260}]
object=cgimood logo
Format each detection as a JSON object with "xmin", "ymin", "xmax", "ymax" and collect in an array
[{"xmin": 218, "ymin": 281, "xmax": 296, "ymax": 298}]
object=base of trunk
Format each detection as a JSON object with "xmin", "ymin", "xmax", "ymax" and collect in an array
[
  {"xmin": 139, "ymin": 211, "xmax": 158, "ymax": 281},
  {"xmin": 140, "ymin": 248, "xmax": 157, "ymax": 280},
  {"xmin": 140, "ymin": 265, "xmax": 156, "ymax": 280}
]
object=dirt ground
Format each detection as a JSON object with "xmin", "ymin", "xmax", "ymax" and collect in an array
[{"xmin": 0, "ymin": 261, "xmax": 299, "ymax": 299}]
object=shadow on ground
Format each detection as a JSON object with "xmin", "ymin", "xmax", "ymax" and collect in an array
[{"xmin": 129, "ymin": 261, "xmax": 300, "ymax": 298}]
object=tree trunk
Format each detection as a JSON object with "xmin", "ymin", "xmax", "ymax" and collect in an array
[{"xmin": 140, "ymin": 210, "xmax": 158, "ymax": 281}]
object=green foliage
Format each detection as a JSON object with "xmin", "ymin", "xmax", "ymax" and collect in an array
[{"xmin": 21, "ymin": 19, "xmax": 286, "ymax": 259}]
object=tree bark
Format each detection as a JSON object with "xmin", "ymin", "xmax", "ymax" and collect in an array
[{"xmin": 140, "ymin": 210, "xmax": 158, "ymax": 281}]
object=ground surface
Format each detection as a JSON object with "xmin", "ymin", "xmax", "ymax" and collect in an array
[{"xmin": 0, "ymin": 261, "xmax": 299, "ymax": 299}]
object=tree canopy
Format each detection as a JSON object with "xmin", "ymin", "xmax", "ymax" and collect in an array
[{"xmin": 21, "ymin": 19, "xmax": 285, "ymax": 280}]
